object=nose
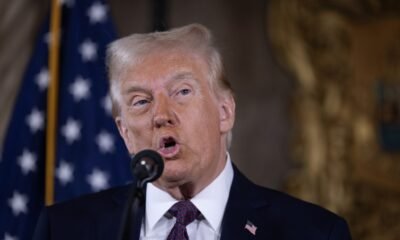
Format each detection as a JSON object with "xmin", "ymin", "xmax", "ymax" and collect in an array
[{"xmin": 153, "ymin": 95, "xmax": 176, "ymax": 128}]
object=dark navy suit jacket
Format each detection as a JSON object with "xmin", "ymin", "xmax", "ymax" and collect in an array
[{"xmin": 33, "ymin": 166, "xmax": 351, "ymax": 239}]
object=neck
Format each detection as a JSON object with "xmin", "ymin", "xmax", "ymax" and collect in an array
[{"xmin": 165, "ymin": 183, "xmax": 200, "ymax": 200}]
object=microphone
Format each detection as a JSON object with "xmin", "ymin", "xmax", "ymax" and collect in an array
[
  {"xmin": 118, "ymin": 149, "xmax": 164, "ymax": 240},
  {"xmin": 130, "ymin": 149, "xmax": 164, "ymax": 188}
]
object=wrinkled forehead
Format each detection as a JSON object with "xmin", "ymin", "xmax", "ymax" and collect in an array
[{"xmin": 119, "ymin": 48, "xmax": 212, "ymax": 86}]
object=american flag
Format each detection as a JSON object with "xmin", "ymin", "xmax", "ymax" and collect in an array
[
  {"xmin": 244, "ymin": 220, "xmax": 257, "ymax": 236},
  {"xmin": 0, "ymin": 0, "xmax": 131, "ymax": 239}
]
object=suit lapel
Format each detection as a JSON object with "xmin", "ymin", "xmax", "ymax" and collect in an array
[
  {"xmin": 113, "ymin": 184, "xmax": 145, "ymax": 240},
  {"xmin": 93, "ymin": 183, "xmax": 145, "ymax": 240},
  {"xmin": 220, "ymin": 166, "xmax": 270, "ymax": 240},
  {"xmin": 132, "ymin": 201, "xmax": 145, "ymax": 240}
]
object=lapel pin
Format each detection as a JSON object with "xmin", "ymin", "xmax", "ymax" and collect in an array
[{"xmin": 244, "ymin": 220, "xmax": 257, "ymax": 236}]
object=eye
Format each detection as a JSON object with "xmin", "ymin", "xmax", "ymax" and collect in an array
[
  {"xmin": 178, "ymin": 88, "xmax": 191, "ymax": 96},
  {"xmin": 133, "ymin": 98, "xmax": 150, "ymax": 107}
]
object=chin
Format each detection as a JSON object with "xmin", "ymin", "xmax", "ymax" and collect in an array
[{"xmin": 159, "ymin": 170, "xmax": 188, "ymax": 187}]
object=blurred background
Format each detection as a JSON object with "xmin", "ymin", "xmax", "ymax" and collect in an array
[{"xmin": 1, "ymin": 0, "xmax": 400, "ymax": 239}]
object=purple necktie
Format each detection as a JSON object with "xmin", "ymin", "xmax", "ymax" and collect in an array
[{"xmin": 166, "ymin": 200, "xmax": 200, "ymax": 240}]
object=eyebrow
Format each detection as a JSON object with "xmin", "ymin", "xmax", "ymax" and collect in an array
[
  {"xmin": 124, "ymin": 85, "xmax": 151, "ymax": 96},
  {"xmin": 166, "ymin": 71, "xmax": 199, "ymax": 88},
  {"xmin": 123, "ymin": 71, "xmax": 199, "ymax": 95}
]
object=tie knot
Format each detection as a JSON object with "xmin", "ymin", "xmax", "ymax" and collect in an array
[{"xmin": 168, "ymin": 200, "xmax": 200, "ymax": 226}]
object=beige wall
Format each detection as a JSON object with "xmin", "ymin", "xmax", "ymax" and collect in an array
[
  {"xmin": 0, "ymin": 0, "xmax": 48, "ymax": 149},
  {"xmin": 0, "ymin": 0, "xmax": 293, "ymax": 189}
]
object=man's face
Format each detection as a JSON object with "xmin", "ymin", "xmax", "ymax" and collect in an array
[{"xmin": 115, "ymin": 50, "xmax": 235, "ymax": 193}]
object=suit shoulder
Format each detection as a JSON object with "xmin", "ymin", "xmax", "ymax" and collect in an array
[
  {"xmin": 34, "ymin": 185, "xmax": 130, "ymax": 239},
  {"xmin": 233, "ymin": 167, "xmax": 343, "ymax": 222},
  {"xmin": 256, "ymin": 185, "xmax": 350, "ymax": 237},
  {"xmin": 263, "ymin": 186, "xmax": 336, "ymax": 215},
  {"xmin": 228, "ymin": 168, "xmax": 351, "ymax": 239},
  {"xmin": 47, "ymin": 184, "xmax": 130, "ymax": 216}
]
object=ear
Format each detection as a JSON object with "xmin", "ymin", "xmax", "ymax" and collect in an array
[{"xmin": 218, "ymin": 93, "xmax": 235, "ymax": 134}]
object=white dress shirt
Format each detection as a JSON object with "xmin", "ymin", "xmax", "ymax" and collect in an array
[{"xmin": 140, "ymin": 154, "xmax": 234, "ymax": 240}]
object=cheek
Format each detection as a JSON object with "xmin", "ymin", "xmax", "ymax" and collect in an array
[
  {"xmin": 123, "ymin": 115, "xmax": 153, "ymax": 150},
  {"xmin": 188, "ymin": 101, "xmax": 220, "ymax": 139}
]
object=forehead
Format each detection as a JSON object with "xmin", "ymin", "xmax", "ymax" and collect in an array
[
  {"xmin": 109, "ymin": 47, "xmax": 222, "ymax": 115},
  {"xmin": 124, "ymin": 49, "xmax": 209, "ymax": 84}
]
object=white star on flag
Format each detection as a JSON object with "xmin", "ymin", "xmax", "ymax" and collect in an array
[
  {"xmin": 18, "ymin": 149, "xmax": 37, "ymax": 175},
  {"xmin": 56, "ymin": 161, "xmax": 74, "ymax": 185},
  {"xmin": 8, "ymin": 191, "xmax": 28, "ymax": 216},
  {"xmin": 79, "ymin": 39, "xmax": 97, "ymax": 62},
  {"xmin": 69, "ymin": 76, "xmax": 91, "ymax": 101},
  {"xmin": 87, "ymin": 2, "xmax": 108, "ymax": 24},
  {"xmin": 4, "ymin": 233, "xmax": 18, "ymax": 240},
  {"xmin": 61, "ymin": 118, "xmax": 82, "ymax": 144},
  {"xmin": 35, "ymin": 68, "xmax": 49, "ymax": 91},
  {"xmin": 101, "ymin": 94, "xmax": 112, "ymax": 116},
  {"xmin": 87, "ymin": 169, "xmax": 109, "ymax": 192},
  {"xmin": 96, "ymin": 131, "xmax": 115, "ymax": 153},
  {"xmin": 26, "ymin": 108, "xmax": 44, "ymax": 133}
]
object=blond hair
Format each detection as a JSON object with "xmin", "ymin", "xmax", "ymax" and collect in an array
[{"xmin": 106, "ymin": 23, "xmax": 233, "ymax": 117}]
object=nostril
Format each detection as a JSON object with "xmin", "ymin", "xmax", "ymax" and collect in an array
[
  {"xmin": 154, "ymin": 117, "xmax": 174, "ymax": 128},
  {"xmin": 154, "ymin": 117, "xmax": 167, "ymax": 128}
]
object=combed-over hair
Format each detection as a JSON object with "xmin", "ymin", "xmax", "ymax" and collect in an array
[{"xmin": 106, "ymin": 23, "xmax": 233, "ymax": 117}]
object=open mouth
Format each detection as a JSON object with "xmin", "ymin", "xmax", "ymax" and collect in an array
[
  {"xmin": 158, "ymin": 136, "xmax": 180, "ymax": 158},
  {"xmin": 163, "ymin": 137, "xmax": 176, "ymax": 148}
]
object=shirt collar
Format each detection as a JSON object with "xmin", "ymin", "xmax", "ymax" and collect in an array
[
  {"xmin": 145, "ymin": 153, "xmax": 234, "ymax": 233},
  {"xmin": 145, "ymin": 182, "xmax": 176, "ymax": 234},
  {"xmin": 190, "ymin": 153, "xmax": 234, "ymax": 232}
]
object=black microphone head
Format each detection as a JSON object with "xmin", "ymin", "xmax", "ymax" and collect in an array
[{"xmin": 130, "ymin": 149, "xmax": 164, "ymax": 186}]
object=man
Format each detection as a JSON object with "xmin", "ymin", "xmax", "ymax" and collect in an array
[{"xmin": 34, "ymin": 24, "xmax": 351, "ymax": 239}]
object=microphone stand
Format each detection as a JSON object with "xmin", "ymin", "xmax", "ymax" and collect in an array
[
  {"xmin": 118, "ymin": 180, "xmax": 145, "ymax": 240},
  {"xmin": 117, "ymin": 149, "xmax": 164, "ymax": 240}
]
